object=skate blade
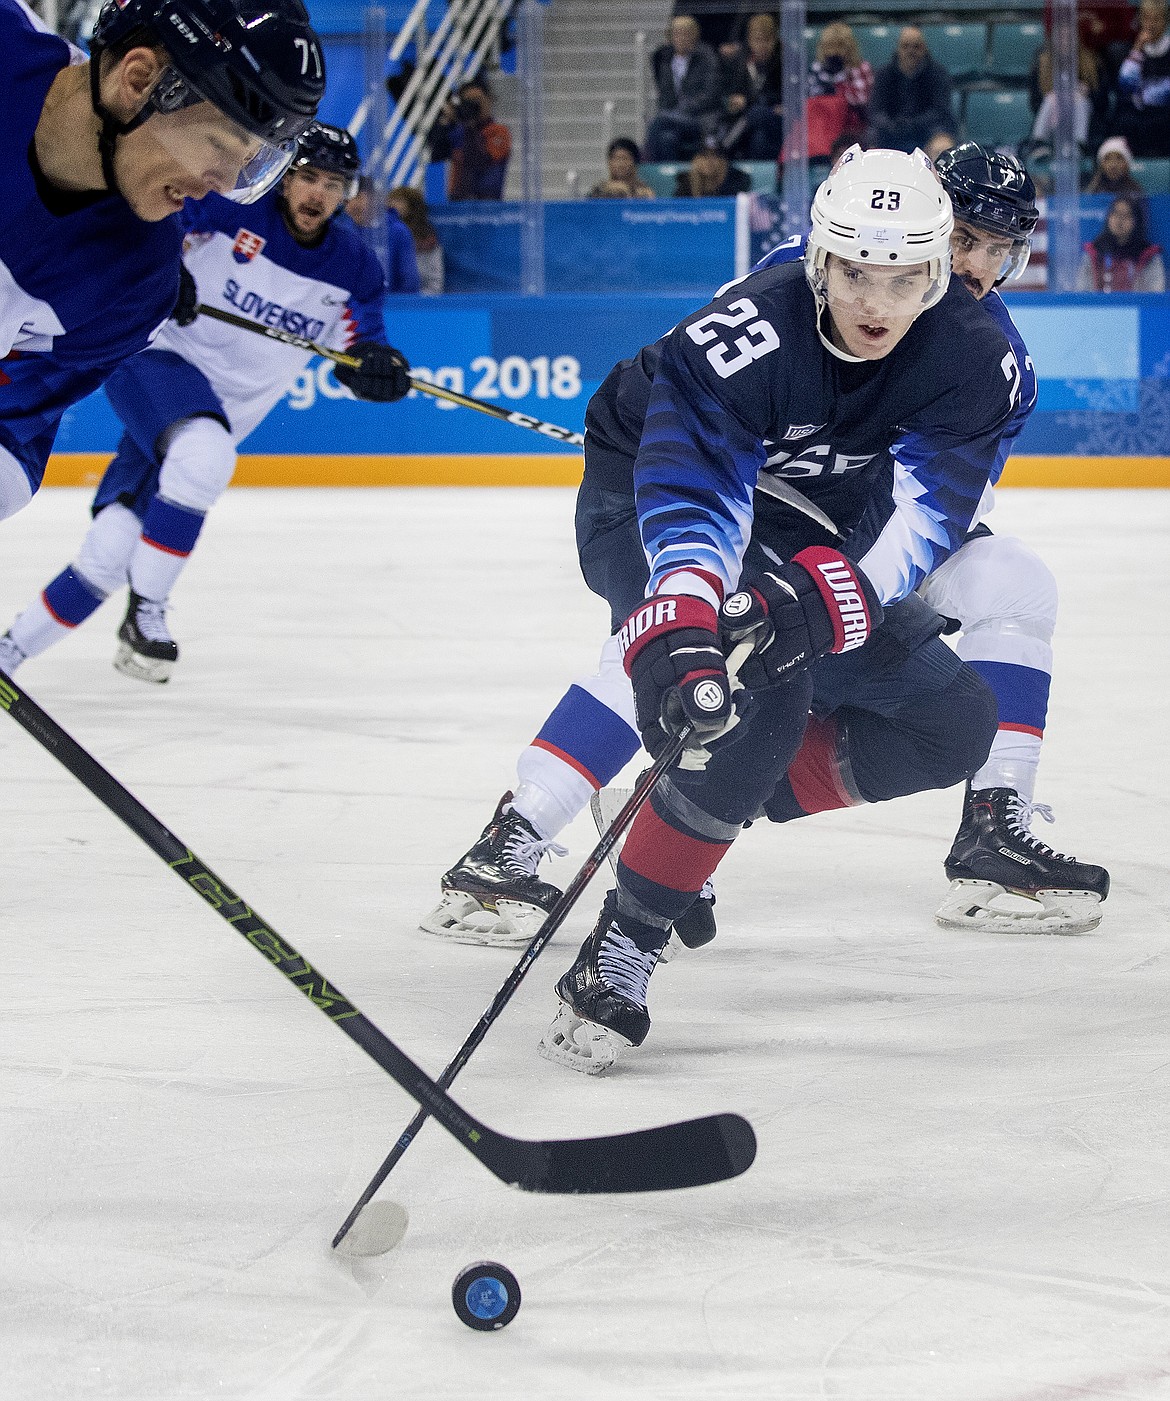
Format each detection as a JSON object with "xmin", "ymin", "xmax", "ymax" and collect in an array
[
  {"xmin": 935, "ymin": 880, "xmax": 1103, "ymax": 935},
  {"xmin": 417, "ymin": 890, "xmax": 544, "ymax": 948},
  {"xmin": 537, "ymin": 1001, "xmax": 627, "ymax": 1075},
  {"xmin": 113, "ymin": 643, "xmax": 173, "ymax": 684}
]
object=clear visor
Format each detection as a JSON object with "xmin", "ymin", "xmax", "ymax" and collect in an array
[
  {"xmin": 952, "ymin": 226, "xmax": 1031, "ymax": 286},
  {"xmin": 822, "ymin": 256, "xmax": 944, "ymax": 318},
  {"xmin": 146, "ymin": 71, "xmax": 297, "ymax": 203}
]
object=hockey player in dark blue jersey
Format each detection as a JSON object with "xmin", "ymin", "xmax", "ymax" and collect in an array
[
  {"xmin": 533, "ymin": 146, "xmax": 1018, "ymax": 1070},
  {"xmin": 422, "ymin": 145, "xmax": 1107, "ymax": 961},
  {"xmin": 0, "ymin": 0, "xmax": 324, "ymax": 524},
  {"xmin": 0, "ymin": 122, "xmax": 410, "ymax": 683}
]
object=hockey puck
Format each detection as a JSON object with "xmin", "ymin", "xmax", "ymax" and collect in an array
[{"xmin": 451, "ymin": 1261, "xmax": 521, "ymax": 1331}]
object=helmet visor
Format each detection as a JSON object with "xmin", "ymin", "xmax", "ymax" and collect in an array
[
  {"xmin": 822, "ymin": 256, "xmax": 946, "ymax": 319},
  {"xmin": 147, "ymin": 71, "xmax": 297, "ymax": 202}
]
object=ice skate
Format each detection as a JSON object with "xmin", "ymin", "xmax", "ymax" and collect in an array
[
  {"xmin": 419, "ymin": 792, "xmax": 567, "ymax": 947},
  {"xmin": 0, "ymin": 632, "xmax": 27, "ymax": 674},
  {"xmin": 114, "ymin": 592, "xmax": 178, "ymax": 684},
  {"xmin": 590, "ymin": 785, "xmax": 718, "ymax": 961},
  {"xmin": 936, "ymin": 786, "xmax": 1109, "ymax": 935},
  {"xmin": 538, "ymin": 891, "xmax": 660, "ymax": 1075}
]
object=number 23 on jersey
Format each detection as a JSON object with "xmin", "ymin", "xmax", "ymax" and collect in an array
[{"xmin": 686, "ymin": 298, "xmax": 780, "ymax": 379}]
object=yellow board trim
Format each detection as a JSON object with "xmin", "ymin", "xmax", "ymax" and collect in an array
[{"xmin": 44, "ymin": 452, "xmax": 1170, "ymax": 490}]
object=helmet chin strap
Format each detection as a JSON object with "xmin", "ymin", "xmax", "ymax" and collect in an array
[
  {"xmin": 87, "ymin": 49, "xmax": 156, "ymax": 198},
  {"xmin": 814, "ymin": 299, "xmax": 869, "ymax": 364}
]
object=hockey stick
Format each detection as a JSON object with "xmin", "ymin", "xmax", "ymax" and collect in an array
[
  {"xmin": 332, "ymin": 639, "xmax": 756, "ymax": 1253},
  {"xmin": 0, "ymin": 669, "xmax": 755, "ymax": 1196},
  {"xmin": 755, "ymin": 473, "xmax": 843, "ymax": 540},
  {"xmin": 193, "ymin": 302, "xmax": 585, "ymax": 447}
]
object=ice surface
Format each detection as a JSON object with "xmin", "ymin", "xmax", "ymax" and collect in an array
[{"xmin": 1, "ymin": 487, "xmax": 1168, "ymax": 1400}]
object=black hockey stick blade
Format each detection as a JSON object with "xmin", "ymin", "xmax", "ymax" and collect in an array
[
  {"xmin": 0, "ymin": 669, "xmax": 756, "ymax": 1197},
  {"xmin": 513, "ymin": 1112, "xmax": 756, "ymax": 1194}
]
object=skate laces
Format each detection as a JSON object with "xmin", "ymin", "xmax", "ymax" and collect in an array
[
  {"xmin": 698, "ymin": 879, "xmax": 715, "ymax": 903},
  {"xmin": 133, "ymin": 599, "xmax": 173, "ymax": 644},
  {"xmin": 500, "ymin": 820, "xmax": 568, "ymax": 878},
  {"xmin": 1005, "ymin": 795, "xmax": 1071, "ymax": 860},
  {"xmin": 597, "ymin": 927, "xmax": 657, "ymax": 1008}
]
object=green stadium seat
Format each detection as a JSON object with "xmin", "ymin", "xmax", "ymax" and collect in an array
[
  {"xmin": 986, "ymin": 21, "xmax": 1044, "ymax": 80},
  {"xmin": 742, "ymin": 160, "xmax": 779, "ymax": 193},
  {"xmin": 963, "ymin": 87, "xmax": 1034, "ymax": 147},
  {"xmin": 920, "ymin": 23, "xmax": 988, "ymax": 79},
  {"xmin": 855, "ymin": 23, "xmax": 897, "ymax": 69},
  {"xmin": 639, "ymin": 163, "xmax": 684, "ymax": 198},
  {"xmin": 1129, "ymin": 158, "xmax": 1170, "ymax": 195}
]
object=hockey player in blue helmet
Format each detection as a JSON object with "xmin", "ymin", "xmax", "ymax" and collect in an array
[
  {"xmin": 0, "ymin": 120, "xmax": 411, "ymax": 683},
  {"xmin": 0, "ymin": 0, "xmax": 324, "ymax": 525}
]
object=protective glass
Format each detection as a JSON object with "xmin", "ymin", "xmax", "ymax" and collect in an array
[
  {"xmin": 823, "ymin": 257, "xmax": 944, "ymax": 318},
  {"xmin": 147, "ymin": 70, "xmax": 297, "ymax": 202},
  {"xmin": 951, "ymin": 225, "xmax": 1030, "ymax": 286}
]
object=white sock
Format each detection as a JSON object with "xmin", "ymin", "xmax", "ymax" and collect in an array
[
  {"xmin": 971, "ymin": 730, "xmax": 1042, "ymax": 801},
  {"xmin": 129, "ymin": 537, "xmax": 188, "ymax": 603},
  {"xmin": 7, "ymin": 596, "xmax": 72, "ymax": 659},
  {"xmin": 511, "ymin": 746, "xmax": 596, "ymax": 840}
]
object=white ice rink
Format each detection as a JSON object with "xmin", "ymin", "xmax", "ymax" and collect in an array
[{"xmin": 2, "ymin": 485, "xmax": 1168, "ymax": 1401}]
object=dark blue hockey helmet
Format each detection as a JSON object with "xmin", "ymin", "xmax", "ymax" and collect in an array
[
  {"xmin": 935, "ymin": 142, "xmax": 1039, "ymax": 284},
  {"xmin": 289, "ymin": 122, "xmax": 362, "ymax": 200},
  {"xmin": 90, "ymin": 0, "xmax": 324, "ymax": 201}
]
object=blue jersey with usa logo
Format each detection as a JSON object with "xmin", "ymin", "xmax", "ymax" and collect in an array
[
  {"xmin": 148, "ymin": 190, "xmax": 388, "ymax": 442},
  {"xmin": 0, "ymin": 0, "xmax": 182, "ymax": 501},
  {"xmin": 584, "ymin": 246, "xmax": 1022, "ymax": 606}
]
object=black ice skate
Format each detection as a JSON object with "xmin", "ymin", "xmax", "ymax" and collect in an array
[
  {"xmin": 538, "ymin": 891, "xmax": 661, "ymax": 1075},
  {"xmin": 114, "ymin": 592, "xmax": 178, "ymax": 684},
  {"xmin": 936, "ymin": 786, "xmax": 1109, "ymax": 935},
  {"xmin": 418, "ymin": 792, "xmax": 567, "ymax": 947},
  {"xmin": 590, "ymin": 785, "xmax": 718, "ymax": 961}
]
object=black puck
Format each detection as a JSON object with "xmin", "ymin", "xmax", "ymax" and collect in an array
[{"xmin": 451, "ymin": 1261, "xmax": 521, "ymax": 1331}]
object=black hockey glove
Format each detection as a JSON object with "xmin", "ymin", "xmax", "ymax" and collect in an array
[
  {"xmin": 619, "ymin": 593, "xmax": 736, "ymax": 758},
  {"xmin": 720, "ymin": 546, "xmax": 882, "ymax": 691},
  {"xmin": 334, "ymin": 341, "xmax": 412, "ymax": 403},
  {"xmin": 171, "ymin": 263, "xmax": 198, "ymax": 327}
]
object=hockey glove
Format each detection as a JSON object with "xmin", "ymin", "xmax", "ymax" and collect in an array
[
  {"xmin": 618, "ymin": 593, "xmax": 735, "ymax": 759},
  {"xmin": 720, "ymin": 546, "xmax": 882, "ymax": 691},
  {"xmin": 171, "ymin": 264, "xmax": 198, "ymax": 327},
  {"xmin": 334, "ymin": 341, "xmax": 412, "ymax": 403}
]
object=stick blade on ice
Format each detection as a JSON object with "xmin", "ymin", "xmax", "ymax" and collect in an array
[{"xmin": 490, "ymin": 1113, "xmax": 757, "ymax": 1194}]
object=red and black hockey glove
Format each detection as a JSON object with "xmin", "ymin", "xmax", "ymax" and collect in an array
[
  {"xmin": 334, "ymin": 341, "xmax": 412, "ymax": 403},
  {"xmin": 618, "ymin": 593, "xmax": 734, "ymax": 758},
  {"xmin": 719, "ymin": 546, "xmax": 882, "ymax": 691}
]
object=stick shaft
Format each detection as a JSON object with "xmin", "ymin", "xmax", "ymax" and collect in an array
[{"xmin": 194, "ymin": 302, "xmax": 585, "ymax": 447}]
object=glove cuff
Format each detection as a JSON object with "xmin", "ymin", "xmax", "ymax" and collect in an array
[
  {"xmin": 790, "ymin": 547, "xmax": 875, "ymax": 654},
  {"xmin": 618, "ymin": 595, "xmax": 719, "ymax": 671}
]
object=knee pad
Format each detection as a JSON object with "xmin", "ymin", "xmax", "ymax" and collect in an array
[
  {"xmin": 890, "ymin": 662, "xmax": 999, "ymax": 794},
  {"xmin": 0, "ymin": 448, "xmax": 34, "ymax": 522},
  {"xmin": 74, "ymin": 503, "xmax": 142, "ymax": 597},
  {"xmin": 920, "ymin": 534, "xmax": 1058, "ymax": 648},
  {"xmin": 157, "ymin": 416, "xmax": 237, "ymax": 514}
]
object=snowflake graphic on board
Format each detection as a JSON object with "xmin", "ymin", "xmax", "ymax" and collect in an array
[{"xmin": 1056, "ymin": 352, "xmax": 1170, "ymax": 454}]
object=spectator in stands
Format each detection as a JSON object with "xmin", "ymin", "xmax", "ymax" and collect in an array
[
  {"xmin": 645, "ymin": 15, "xmax": 724, "ymax": 161},
  {"xmin": 1085, "ymin": 134, "xmax": 1148, "ymax": 192},
  {"xmin": 720, "ymin": 12, "xmax": 784, "ymax": 159},
  {"xmin": 588, "ymin": 138, "xmax": 657, "ymax": 199},
  {"xmin": 674, "ymin": 0, "xmax": 756, "ymax": 58},
  {"xmin": 430, "ymin": 78, "xmax": 512, "ymax": 200},
  {"xmin": 869, "ymin": 26, "xmax": 954, "ymax": 154},
  {"xmin": 673, "ymin": 137, "xmax": 752, "ymax": 196},
  {"xmin": 1029, "ymin": 43, "xmax": 1104, "ymax": 151},
  {"xmin": 342, "ymin": 179, "xmax": 421, "ymax": 294},
  {"xmin": 806, "ymin": 22, "xmax": 873, "ymax": 159},
  {"xmin": 1078, "ymin": 193, "xmax": 1166, "ymax": 287},
  {"xmin": 1113, "ymin": 0, "xmax": 1170, "ymax": 155},
  {"xmin": 387, "ymin": 186, "xmax": 444, "ymax": 295}
]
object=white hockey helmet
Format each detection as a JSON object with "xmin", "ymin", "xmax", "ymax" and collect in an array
[{"xmin": 806, "ymin": 146, "xmax": 954, "ymax": 339}]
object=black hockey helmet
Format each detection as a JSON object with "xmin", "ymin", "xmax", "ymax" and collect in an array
[
  {"xmin": 289, "ymin": 122, "xmax": 362, "ymax": 200},
  {"xmin": 90, "ymin": 0, "xmax": 324, "ymax": 201},
  {"xmin": 935, "ymin": 142, "xmax": 1038, "ymax": 284}
]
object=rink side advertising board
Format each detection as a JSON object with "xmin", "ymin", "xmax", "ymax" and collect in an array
[{"xmin": 47, "ymin": 293, "xmax": 1169, "ymax": 488}]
